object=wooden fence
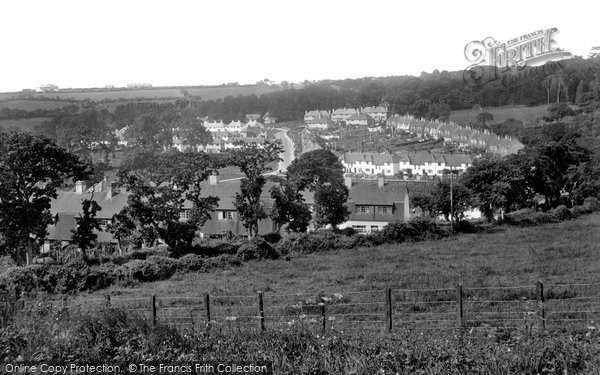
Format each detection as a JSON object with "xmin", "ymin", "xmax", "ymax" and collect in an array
[{"xmin": 2, "ymin": 282, "xmax": 600, "ymax": 335}]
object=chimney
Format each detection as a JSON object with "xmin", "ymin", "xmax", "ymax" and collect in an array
[
  {"xmin": 378, "ymin": 175, "xmax": 385, "ymax": 188},
  {"xmin": 209, "ymin": 172, "xmax": 218, "ymax": 185},
  {"xmin": 344, "ymin": 174, "xmax": 353, "ymax": 190},
  {"xmin": 106, "ymin": 182, "xmax": 117, "ymax": 199},
  {"xmin": 75, "ymin": 180, "xmax": 86, "ymax": 194}
]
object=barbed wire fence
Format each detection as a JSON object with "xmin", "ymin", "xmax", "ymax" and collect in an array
[{"xmin": 2, "ymin": 282, "xmax": 599, "ymax": 337}]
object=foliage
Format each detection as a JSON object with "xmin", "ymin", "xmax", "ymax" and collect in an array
[
  {"xmin": 376, "ymin": 217, "xmax": 447, "ymax": 243},
  {"xmin": 476, "ymin": 111, "xmax": 493, "ymax": 125},
  {"xmin": 114, "ymin": 152, "xmax": 221, "ymax": 255},
  {"xmin": 0, "ymin": 132, "xmax": 90, "ymax": 265},
  {"xmin": 229, "ymin": 140, "xmax": 283, "ymax": 238},
  {"xmin": 431, "ymin": 179, "xmax": 474, "ymax": 222},
  {"xmin": 71, "ymin": 196, "xmax": 102, "ymax": 258},
  {"xmin": 269, "ymin": 179, "xmax": 312, "ymax": 233},
  {"xmin": 236, "ymin": 238, "xmax": 279, "ymax": 261}
]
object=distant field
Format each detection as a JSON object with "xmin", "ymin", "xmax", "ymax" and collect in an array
[
  {"xmin": 0, "ymin": 117, "xmax": 49, "ymax": 132},
  {"xmin": 0, "ymin": 99, "xmax": 76, "ymax": 111},
  {"xmin": 450, "ymin": 104, "xmax": 549, "ymax": 126},
  {"xmin": 0, "ymin": 85, "xmax": 283, "ymax": 102}
]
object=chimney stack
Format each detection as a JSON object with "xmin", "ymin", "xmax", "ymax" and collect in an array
[
  {"xmin": 75, "ymin": 180, "xmax": 86, "ymax": 194},
  {"xmin": 209, "ymin": 172, "xmax": 218, "ymax": 185},
  {"xmin": 106, "ymin": 182, "xmax": 117, "ymax": 199}
]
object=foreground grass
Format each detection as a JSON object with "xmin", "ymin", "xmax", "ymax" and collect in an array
[
  {"xmin": 2, "ymin": 306, "xmax": 600, "ymax": 374},
  {"xmin": 83, "ymin": 213, "xmax": 600, "ymax": 300}
]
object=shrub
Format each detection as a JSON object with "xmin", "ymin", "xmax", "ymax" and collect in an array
[
  {"xmin": 0, "ymin": 266, "xmax": 39, "ymax": 297},
  {"xmin": 260, "ymin": 232, "xmax": 282, "ymax": 244},
  {"xmin": 117, "ymin": 256, "xmax": 179, "ymax": 283},
  {"xmin": 549, "ymin": 205, "xmax": 572, "ymax": 221},
  {"xmin": 338, "ymin": 227, "xmax": 358, "ymax": 236},
  {"xmin": 378, "ymin": 217, "xmax": 447, "ymax": 243},
  {"xmin": 237, "ymin": 239, "xmax": 279, "ymax": 261},
  {"xmin": 275, "ymin": 231, "xmax": 342, "ymax": 255},
  {"xmin": 178, "ymin": 254, "xmax": 205, "ymax": 272},
  {"xmin": 584, "ymin": 197, "xmax": 600, "ymax": 211},
  {"xmin": 202, "ymin": 254, "xmax": 241, "ymax": 270}
]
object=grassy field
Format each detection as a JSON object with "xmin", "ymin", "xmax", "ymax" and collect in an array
[
  {"xmin": 81, "ymin": 212, "xmax": 600, "ymax": 300},
  {"xmin": 0, "ymin": 117, "xmax": 49, "ymax": 132},
  {"xmin": 0, "ymin": 99, "xmax": 76, "ymax": 111},
  {"xmin": 0, "ymin": 85, "xmax": 283, "ymax": 102},
  {"xmin": 450, "ymin": 104, "xmax": 549, "ymax": 126}
]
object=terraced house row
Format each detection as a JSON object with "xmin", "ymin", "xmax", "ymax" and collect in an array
[
  {"xmin": 304, "ymin": 106, "xmax": 388, "ymax": 129},
  {"xmin": 341, "ymin": 151, "xmax": 472, "ymax": 177},
  {"xmin": 386, "ymin": 115, "xmax": 523, "ymax": 156}
]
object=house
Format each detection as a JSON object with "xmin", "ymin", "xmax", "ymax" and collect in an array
[
  {"xmin": 345, "ymin": 113, "xmax": 374, "ymax": 127},
  {"xmin": 387, "ymin": 115, "xmax": 413, "ymax": 131},
  {"xmin": 304, "ymin": 110, "xmax": 330, "ymax": 122},
  {"xmin": 341, "ymin": 152, "xmax": 400, "ymax": 176},
  {"xmin": 443, "ymin": 154, "xmax": 472, "ymax": 172},
  {"xmin": 361, "ymin": 106, "xmax": 388, "ymax": 121},
  {"xmin": 306, "ymin": 117, "xmax": 334, "ymax": 130},
  {"xmin": 339, "ymin": 175, "xmax": 410, "ymax": 234},
  {"xmin": 263, "ymin": 112, "xmax": 276, "ymax": 125},
  {"xmin": 225, "ymin": 121, "xmax": 244, "ymax": 133},
  {"xmin": 331, "ymin": 108, "xmax": 358, "ymax": 123},
  {"xmin": 245, "ymin": 114, "xmax": 261, "ymax": 122},
  {"xmin": 193, "ymin": 174, "xmax": 314, "ymax": 237},
  {"xmin": 408, "ymin": 151, "xmax": 437, "ymax": 176},
  {"xmin": 204, "ymin": 119, "xmax": 226, "ymax": 133},
  {"xmin": 43, "ymin": 180, "xmax": 129, "ymax": 252}
]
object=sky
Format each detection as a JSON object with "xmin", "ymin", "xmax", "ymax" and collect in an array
[{"xmin": 0, "ymin": 0, "xmax": 598, "ymax": 92}]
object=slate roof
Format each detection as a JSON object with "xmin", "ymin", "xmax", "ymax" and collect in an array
[
  {"xmin": 332, "ymin": 108, "xmax": 358, "ymax": 116},
  {"xmin": 408, "ymin": 151, "xmax": 436, "ymax": 165},
  {"xmin": 443, "ymin": 154, "xmax": 472, "ymax": 167},
  {"xmin": 361, "ymin": 106, "xmax": 387, "ymax": 113},
  {"xmin": 46, "ymin": 213, "xmax": 116, "ymax": 243},
  {"xmin": 347, "ymin": 180, "xmax": 408, "ymax": 205},
  {"xmin": 49, "ymin": 191, "xmax": 130, "ymax": 220},
  {"xmin": 343, "ymin": 152, "xmax": 398, "ymax": 164}
]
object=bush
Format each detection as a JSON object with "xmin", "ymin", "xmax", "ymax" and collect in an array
[
  {"xmin": 377, "ymin": 217, "xmax": 447, "ymax": 243},
  {"xmin": 549, "ymin": 205, "xmax": 572, "ymax": 221},
  {"xmin": 338, "ymin": 227, "xmax": 358, "ymax": 236},
  {"xmin": 584, "ymin": 197, "xmax": 600, "ymax": 211},
  {"xmin": 237, "ymin": 239, "xmax": 279, "ymax": 261},
  {"xmin": 178, "ymin": 254, "xmax": 205, "ymax": 272},
  {"xmin": 275, "ymin": 231, "xmax": 342, "ymax": 255},
  {"xmin": 261, "ymin": 232, "xmax": 282, "ymax": 244},
  {"xmin": 0, "ymin": 266, "xmax": 39, "ymax": 297},
  {"xmin": 117, "ymin": 256, "xmax": 179, "ymax": 283}
]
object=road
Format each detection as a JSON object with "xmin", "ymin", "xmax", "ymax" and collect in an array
[{"xmin": 274, "ymin": 128, "xmax": 294, "ymax": 173}]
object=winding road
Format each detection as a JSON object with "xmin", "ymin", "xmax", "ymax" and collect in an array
[{"xmin": 274, "ymin": 128, "xmax": 294, "ymax": 173}]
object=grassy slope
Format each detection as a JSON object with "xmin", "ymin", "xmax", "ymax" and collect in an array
[
  {"xmin": 81, "ymin": 212, "xmax": 600, "ymax": 300},
  {"xmin": 0, "ymin": 99, "xmax": 75, "ymax": 111},
  {"xmin": 450, "ymin": 104, "xmax": 549, "ymax": 126},
  {"xmin": 0, "ymin": 85, "xmax": 283, "ymax": 102},
  {"xmin": 0, "ymin": 117, "xmax": 50, "ymax": 132}
]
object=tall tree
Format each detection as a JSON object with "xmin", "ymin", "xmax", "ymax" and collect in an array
[
  {"xmin": 0, "ymin": 132, "xmax": 90, "ymax": 265},
  {"xmin": 269, "ymin": 178, "xmax": 312, "ymax": 233},
  {"xmin": 287, "ymin": 149, "xmax": 349, "ymax": 229},
  {"xmin": 71, "ymin": 196, "xmax": 102, "ymax": 259},
  {"xmin": 230, "ymin": 140, "xmax": 283, "ymax": 238},
  {"xmin": 116, "ymin": 151, "xmax": 221, "ymax": 255}
]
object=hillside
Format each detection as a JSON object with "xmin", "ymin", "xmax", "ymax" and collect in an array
[
  {"xmin": 77, "ymin": 212, "xmax": 600, "ymax": 301},
  {"xmin": 449, "ymin": 104, "xmax": 549, "ymax": 126},
  {"xmin": 0, "ymin": 117, "xmax": 49, "ymax": 132}
]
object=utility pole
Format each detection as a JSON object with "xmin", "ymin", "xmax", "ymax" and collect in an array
[{"xmin": 450, "ymin": 171, "xmax": 454, "ymax": 233}]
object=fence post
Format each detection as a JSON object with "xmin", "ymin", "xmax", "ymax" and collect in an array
[
  {"xmin": 456, "ymin": 284, "xmax": 464, "ymax": 328},
  {"xmin": 204, "ymin": 293, "xmax": 211, "ymax": 331},
  {"xmin": 258, "ymin": 291, "xmax": 265, "ymax": 332},
  {"xmin": 151, "ymin": 295, "xmax": 157, "ymax": 327},
  {"xmin": 385, "ymin": 287, "xmax": 393, "ymax": 332},
  {"xmin": 536, "ymin": 281, "xmax": 545, "ymax": 332},
  {"xmin": 320, "ymin": 303, "xmax": 326, "ymax": 335}
]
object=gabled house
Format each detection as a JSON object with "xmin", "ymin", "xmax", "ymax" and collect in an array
[
  {"xmin": 339, "ymin": 176, "xmax": 410, "ymax": 234},
  {"xmin": 387, "ymin": 115, "xmax": 413, "ymax": 131},
  {"xmin": 304, "ymin": 110, "xmax": 330, "ymax": 122},
  {"xmin": 306, "ymin": 117, "xmax": 334, "ymax": 130},
  {"xmin": 43, "ymin": 180, "xmax": 129, "ymax": 252},
  {"xmin": 331, "ymin": 108, "xmax": 358, "ymax": 123},
  {"xmin": 341, "ymin": 152, "xmax": 400, "ymax": 176},
  {"xmin": 361, "ymin": 106, "xmax": 388, "ymax": 121},
  {"xmin": 345, "ymin": 113, "xmax": 374, "ymax": 127}
]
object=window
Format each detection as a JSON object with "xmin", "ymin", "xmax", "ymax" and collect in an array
[
  {"xmin": 355, "ymin": 205, "xmax": 371, "ymax": 214},
  {"xmin": 376, "ymin": 206, "xmax": 392, "ymax": 214},
  {"xmin": 179, "ymin": 210, "xmax": 190, "ymax": 220},
  {"xmin": 222, "ymin": 211, "xmax": 234, "ymax": 220},
  {"xmin": 352, "ymin": 225, "xmax": 367, "ymax": 233},
  {"xmin": 370, "ymin": 225, "xmax": 379, "ymax": 232},
  {"xmin": 97, "ymin": 219, "xmax": 111, "ymax": 226}
]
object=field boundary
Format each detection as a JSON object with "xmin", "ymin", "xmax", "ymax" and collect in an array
[{"xmin": 4, "ymin": 282, "xmax": 599, "ymax": 336}]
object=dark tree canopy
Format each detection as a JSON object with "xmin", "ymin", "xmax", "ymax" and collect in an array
[{"xmin": 0, "ymin": 132, "xmax": 90, "ymax": 265}]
